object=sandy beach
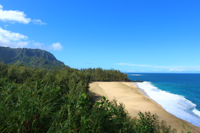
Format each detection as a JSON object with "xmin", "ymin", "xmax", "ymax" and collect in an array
[{"xmin": 89, "ymin": 82, "xmax": 200, "ymax": 133}]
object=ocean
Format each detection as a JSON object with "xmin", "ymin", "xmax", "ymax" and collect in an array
[{"xmin": 126, "ymin": 73, "xmax": 200, "ymax": 127}]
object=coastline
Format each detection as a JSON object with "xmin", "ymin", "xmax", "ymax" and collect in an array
[
  {"xmin": 134, "ymin": 81, "xmax": 200, "ymax": 128},
  {"xmin": 89, "ymin": 82, "xmax": 200, "ymax": 133}
]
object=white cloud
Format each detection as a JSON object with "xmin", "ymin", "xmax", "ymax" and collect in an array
[
  {"xmin": 32, "ymin": 19, "xmax": 46, "ymax": 25},
  {"xmin": 169, "ymin": 69, "xmax": 185, "ymax": 72},
  {"xmin": 116, "ymin": 63, "xmax": 200, "ymax": 69},
  {"xmin": 0, "ymin": 27, "xmax": 28, "ymax": 41},
  {"xmin": 127, "ymin": 70, "xmax": 135, "ymax": 72},
  {"xmin": 168, "ymin": 68, "xmax": 200, "ymax": 72},
  {"xmin": 0, "ymin": 27, "xmax": 62, "ymax": 51},
  {"xmin": 0, "ymin": 5, "xmax": 46, "ymax": 25},
  {"xmin": 50, "ymin": 43, "xmax": 63, "ymax": 51},
  {"xmin": 152, "ymin": 69, "xmax": 161, "ymax": 71},
  {"xmin": 33, "ymin": 42, "xmax": 63, "ymax": 51},
  {"xmin": 116, "ymin": 62, "xmax": 200, "ymax": 72},
  {"xmin": 0, "ymin": 5, "xmax": 31, "ymax": 24},
  {"xmin": 153, "ymin": 66, "xmax": 185, "ymax": 69},
  {"xmin": 0, "ymin": 27, "xmax": 28, "ymax": 48},
  {"xmin": 116, "ymin": 63, "xmax": 149, "ymax": 67},
  {"xmin": 0, "ymin": 41, "xmax": 28, "ymax": 48}
]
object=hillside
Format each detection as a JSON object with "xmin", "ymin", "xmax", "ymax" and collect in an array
[{"xmin": 0, "ymin": 46, "xmax": 69, "ymax": 70}]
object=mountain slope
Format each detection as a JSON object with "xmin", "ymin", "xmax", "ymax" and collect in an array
[{"xmin": 0, "ymin": 46, "xmax": 68, "ymax": 70}]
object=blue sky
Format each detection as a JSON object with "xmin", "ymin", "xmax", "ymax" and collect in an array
[{"xmin": 0, "ymin": 0, "xmax": 200, "ymax": 73}]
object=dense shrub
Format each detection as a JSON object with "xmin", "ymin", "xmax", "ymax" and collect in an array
[{"xmin": 0, "ymin": 63, "xmax": 185, "ymax": 133}]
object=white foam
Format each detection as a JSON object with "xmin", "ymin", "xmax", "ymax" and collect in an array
[
  {"xmin": 134, "ymin": 81, "xmax": 200, "ymax": 127},
  {"xmin": 193, "ymin": 109, "xmax": 200, "ymax": 117}
]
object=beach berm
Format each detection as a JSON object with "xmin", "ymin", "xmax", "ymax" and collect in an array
[{"xmin": 89, "ymin": 82, "xmax": 200, "ymax": 133}]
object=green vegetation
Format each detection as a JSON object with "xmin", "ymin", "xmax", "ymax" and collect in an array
[
  {"xmin": 81, "ymin": 68, "xmax": 129, "ymax": 81},
  {"xmin": 0, "ymin": 46, "xmax": 67, "ymax": 70},
  {"xmin": 0, "ymin": 61, "xmax": 197, "ymax": 132}
]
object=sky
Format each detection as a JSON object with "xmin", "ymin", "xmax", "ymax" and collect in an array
[{"xmin": 0, "ymin": 0, "xmax": 200, "ymax": 73}]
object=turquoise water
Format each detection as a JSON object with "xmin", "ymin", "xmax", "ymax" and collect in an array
[{"xmin": 126, "ymin": 73, "xmax": 200, "ymax": 127}]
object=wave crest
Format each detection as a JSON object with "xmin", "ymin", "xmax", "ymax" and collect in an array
[{"xmin": 134, "ymin": 81, "xmax": 200, "ymax": 127}]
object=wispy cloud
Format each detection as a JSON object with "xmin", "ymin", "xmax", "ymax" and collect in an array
[
  {"xmin": 33, "ymin": 42, "xmax": 44, "ymax": 49},
  {"xmin": 168, "ymin": 69, "xmax": 185, "ymax": 72},
  {"xmin": 0, "ymin": 41, "xmax": 28, "ymax": 48},
  {"xmin": 0, "ymin": 5, "xmax": 46, "ymax": 25},
  {"xmin": 153, "ymin": 66, "xmax": 186, "ymax": 69},
  {"xmin": 116, "ymin": 63, "xmax": 150, "ymax": 67},
  {"xmin": 154, "ymin": 66, "xmax": 200, "ymax": 70},
  {"xmin": 127, "ymin": 70, "xmax": 135, "ymax": 72},
  {"xmin": 116, "ymin": 63, "xmax": 200, "ymax": 72},
  {"xmin": 168, "ymin": 68, "xmax": 200, "ymax": 72},
  {"xmin": 32, "ymin": 19, "xmax": 46, "ymax": 25},
  {"xmin": 33, "ymin": 42, "xmax": 63, "ymax": 51}
]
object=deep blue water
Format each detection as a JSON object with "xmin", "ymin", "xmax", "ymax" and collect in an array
[{"xmin": 126, "ymin": 73, "xmax": 200, "ymax": 127}]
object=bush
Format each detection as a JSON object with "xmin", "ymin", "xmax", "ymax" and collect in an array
[{"xmin": 0, "ymin": 63, "xmax": 182, "ymax": 133}]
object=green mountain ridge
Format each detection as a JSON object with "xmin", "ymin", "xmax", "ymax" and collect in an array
[{"xmin": 0, "ymin": 46, "xmax": 68, "ymax": 70}]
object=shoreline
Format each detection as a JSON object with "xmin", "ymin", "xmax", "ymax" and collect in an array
[
  {"xmin": 89, "ymin": 82, "xmax": 200, "ymax": 133},
  {"xmin": 133, "ymin": 81, "xmax": 200, "ymax": 128},
  {"xmin": 134, "ymin": 83, "xmax": 150, "ymax": 98}
]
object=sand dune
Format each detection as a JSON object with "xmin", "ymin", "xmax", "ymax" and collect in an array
[{"xmin": 89, "ymin": 82, "xmax": 200, "ymax": 133}]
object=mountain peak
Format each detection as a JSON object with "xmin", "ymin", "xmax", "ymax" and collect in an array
[{"xmin": 0, "ymin": 46, "xmax": 67, "ymax": 70}]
